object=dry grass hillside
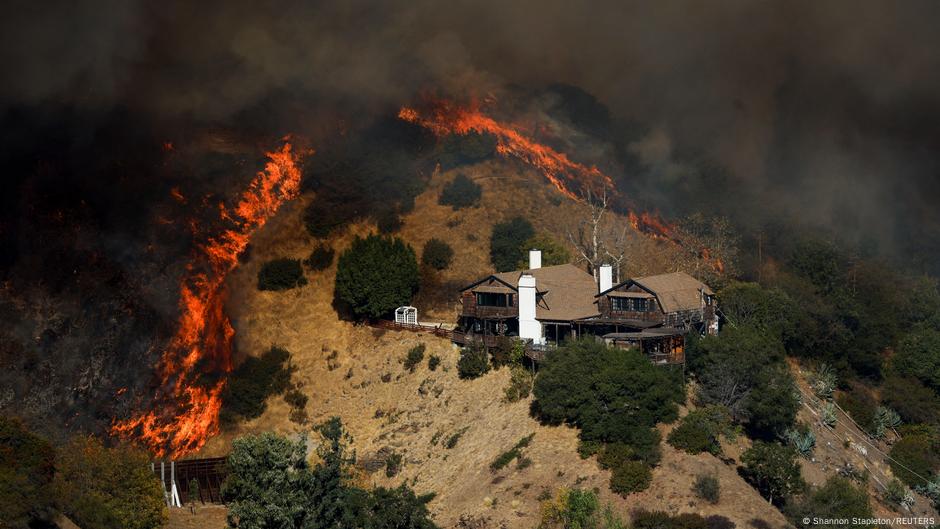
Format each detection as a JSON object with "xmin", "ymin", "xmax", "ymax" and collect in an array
[{"xmin": 172, "ymin": 161, "xmax": 795, "ymax": 529}]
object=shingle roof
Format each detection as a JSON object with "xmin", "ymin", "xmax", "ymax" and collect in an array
[
  {"xmin": 632, "ymin": 272, "xmax": 713, "ymax": 313},
  {"xmin": 492, "ymin": 264, "xmax": 600, "ymax": 321}
]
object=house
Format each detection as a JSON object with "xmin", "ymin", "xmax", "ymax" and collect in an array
[{"xmin": 453, "ymin": 250, "xmax": 718, "ymax": 364}]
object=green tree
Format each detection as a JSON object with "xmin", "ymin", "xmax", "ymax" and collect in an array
[
  {"xmin": 53, "ymin": 436, "xmax": 166, "ymax": 529},
  {"xmin": 220, "ymin": 346, "xmax": 293, "ymax": 425},
  {"xmin": 888, "ymin": 434, "xmax": 940, "ymax": 489},
  {"xmin": 892, "ymin": 327, "xmax": 940, "ymax": 392},
  {"xmin": 490, "ymin": 217, "xmax": 535, "ymax": 272},
  {"xmin": 739, "ymin": 441, "xmax": 805, "ymax": 505},
  {"xmin": 0, "ymin": 417, "xmax": 55, "ymax": 529},
  {"xmin": 421, "ymin": 238, "xmax": 454, "ymax": 271},
  {"xmin": 438, "ymin": 174, "xmax": 482, "ymax": 209},
  {"xmin": 717, "ymin": 282, "xmax": 798, "ymax": 339},
  {"xmin": 533, "ymin": 340, "xmax": 683, "ymax": 444},
  {"xmin": 517, "ymin": 234, "xmax": 571, "ymax": 268},
  {"xmin": 667, "ymin": 406, "xmax": 730, "ymax": 456},
  {"xmin": 786, "ymin": 477, "xmax": 872, "ymax": 529},
  {"xmin": 335, "ymin": 234, "xmax": 420, "ymax": 319}
]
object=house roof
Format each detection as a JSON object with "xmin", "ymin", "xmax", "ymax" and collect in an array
[
  {"xmin": 490, "ymin": 263, "xmax": 600, "ymax": 321},
  {"xmin": 600, "ymin": 271, "xmax": 713, "ymax": 313}
]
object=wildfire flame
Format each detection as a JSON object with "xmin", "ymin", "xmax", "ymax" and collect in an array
[
  {"xmin": 400, "ymin": 99, "xmax": 726, "ymax": 272},
  {"xmin": 111, "ymin": 142, "xmax": 304, "ymax": 457}
]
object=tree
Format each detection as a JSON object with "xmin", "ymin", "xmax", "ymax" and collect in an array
[
  {"xmin": 786, "ymin": 477, "xmax": 872, "ymax": 529},
  {"xmin": 438, "ymin": 174, "xmax": 482, "ymax": 210},
  {"xmin": 566, "ymin": 189, "xmax": 626, "ymax": 279},
  {"xmin": 421, "ymin": 238, "xmax": 454, "ymax": 271},
  {"xmin": 220, "ymin": 346, "xmax": 294, "ymax": 425},
  {"xmin": 335, "ymin": 234, "xmax": 420, "ymax": 319},
  {"xmin": 257, "ymin": 258, "xmax": 307, "ymax": 291},
  {"xmin": 717, "ymin": 282, "xmax": 798, "ymax": 339},
  {"xmin": 888, "ymin": 434, "xmax": 940, "ymax": 489},
  {"xmin": 517, "ymin": 234, "xmax": 571, "ymax": 269},
  {"xmin": 0, "ymin": 417, "xmax": 55, "ymax": 529},
  {"xmin": 490, "ymin": 217, "xmax": 534, "ymax": 272},
  {"xmin": 457, "ymin": 344, "xmax": 490, "ymax": 379},
  {"xmin": 739, "ymin": 441, "xmax": 805, "ymax": 505},
  {"xmin": 53, "ymin": 436, "xmax": 166, "ymax": 529},
  {"xmin": 892, "ymin": 327, "xmax": 940, "ymax": 393},
  {"xmin": 667, "ymin": 406, "xmax": 731, "ymax": 456},
  {"xmin": 533, "ymin": 340, "xmax": 683, "ymax": 444}
]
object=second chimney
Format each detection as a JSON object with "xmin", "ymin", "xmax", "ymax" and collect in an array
[
  {"xmin": 529, "ymin": 249, "xmax": 542, "ymax": 270},
  {"xmin": 599, "ymin": 264, "xmax": 613, "ymax": 293}
]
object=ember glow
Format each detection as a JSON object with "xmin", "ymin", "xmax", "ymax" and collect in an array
[{"xmin": 111, "ymin": 142, "xmax": 304, "ymax": 457}]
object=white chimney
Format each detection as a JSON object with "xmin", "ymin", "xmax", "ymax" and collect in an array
[
  {"xmin": 599, "ymin": 264, "xmax": 613, "ymax": 293},
  {"xmin": 528, "ymin": 249, "xmax": 542, "ymax": 270},
  {"xmin": 518, "ymin": 273, "xmax": 543, "ymax": 344}
]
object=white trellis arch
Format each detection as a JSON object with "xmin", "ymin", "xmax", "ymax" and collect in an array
[{"xmin": 394, "ymin": 306, "xmax": 418, "ymax": 325}]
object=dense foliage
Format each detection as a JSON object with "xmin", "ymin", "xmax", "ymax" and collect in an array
[
  {"xmin": 257, "ymin": 258, "xmax": 307, "ymax": 291},
  {"xmin": 53, "ymin": 436, "xmax": 166, "ymax": 529},
  {"xmin": 490, "ymin": 216, "xmax": 535, "ymax": 272},
  {"xmin": 304, "ymin": 244, "xmax": 335, "ymax": 271},
  {"xmin": 421, "ymin": 238, "xmax": 454, "ymax": 271},
  {"xmin": 335, "ymin": 234, "xmax": 420, "ymax": 319},
  {"xmin": 785, "ymin": 477, "xmax": 873, "ymax": 529},
  {"xmin": 0, "ymin": 417, "xmax": 56, "ymax": 528},
  {"xmin": 538, "ymin": 488, "xmax": 627, "ymax": 529},
  {"xmin": 438, "ymin": 173, "xmax": 482, "ymax": 210},
  {"xmin": 739, "ymin": 441, "xmax": 805, "ymax": 505},
  {"xmin": 457, "ymin": 344, "xmax": 490, "ymax": 379},
  {"xmin": 220, "ymin": 346, "xmax": 294, "ymax": 425},
  {"xmin": 687, "ymin": 326, "xmax": 798, "ymax": 438},
  {"xmin": 888, "ymin": 433, "xmax": 940, "ymax": 489},
  {"xmin": 667, "ymin": 406, "xmax": 731, "ymax": 456},
  {"xmin": 223, "ymin": 418, "xmax": 438, "ymax": 529},
  {"xmin": 516, "ymin": 234, "xmax": 571, "ymax": 269}
]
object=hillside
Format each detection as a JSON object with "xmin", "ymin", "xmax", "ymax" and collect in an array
[{"xmin": 177, "ymin": 162, "xmax": 795, "ymax": 529}]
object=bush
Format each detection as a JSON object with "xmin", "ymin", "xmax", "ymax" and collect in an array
[
  {"xmin": 504, "ymin": 366, "xmax": 535, "ymax": 402},
  {"xmin": 836, "ymin": 383, "xmax": 878, "ymax": 434},
  {"xmin": 888, "ymin": 434, "xmax": 940, "ymax": 488},
  {"xmin": 404, "ymin": 344, "xmax": 426, "ymax": 372},
  {"xmin": 516, "ymin": 234, "xmax": 571, "ymax": 269},
  {"xmin": 220, "ymin": 346, "xmax": 294, "ymax": 425},
  {"xmin": 427, "ymin": 355, "xmax": 440, "ymax": 371},
  {"xmin": 490, "ymin": 217, "xmax": 535, "ymax": 272},
  {"xmin": 489, "ymin": 434, "xmax": 534, "ymax": 472},
  {"xmin": 739, "ymin": 441, "xmax": 805, "ymax": 505},
  {"xmin": 435, "ymin": 134, "xmax": 497, "ymax": 171},
  {"xmin": 304, "ymin": 244, "xmax": 335, "ymax": 271},
  {"xmin": 457, "ymin": 344, "xmax": 490, "ymax": 379},
  {"xmin": 881, "ymin": 374, "xmax": 940, "ymax": 426},
  {"xmin": 258, "ymin": 258, "xmax": 307, "ymax": 291},
  {"xmin": 439, "ymin": 174, "xmax": 482, "ymax": 209},
  {"xmin": 0, "ymin": 417, "xmax": 56, "ymax": 528},
  {"xmin": 283, "ymin": 388, "xmax": 308, "ymax": 410},
  {"xmin": 893, "ymin": 327, "xmax": 940, "ymax": 392},
  {"xmin": 667, "ymin": 407, "xmax": 730, "ymax": 455},
  {"xmin": 385, "ymin": 452, "xmax": 403, "ymax": 477},
  {"xmin": 693, "ymin": 474, "xmax": 720, "ymax": 504},
  {"xmin": 785, "ymin": 477, "xmax": 872, "ymax": 529},
  {"xmin": 375, "ymin": 209, "xmax": 402, "ymax": 234},
  {"xmin": 539, "ymin": 488, "xmax": 626, "ymax": 529},
  {"xmin": 421, "ymin": 238, "xmax": 454, "ymax": 271},
  {"xmin": 609, "ymin": 460, "xmax": 652, "ymax": 496},
  {"xmin": 335, "ymin": 234, "xmax": 420, "ymax": 319},
  {"xmin": 54, "ymin": 436, "xmax": 166, "ymax": 529}
]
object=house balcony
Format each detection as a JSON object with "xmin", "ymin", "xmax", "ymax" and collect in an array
[{"xmin": 460, "ymin": 305, "xmax": 518, "ymax": 320}]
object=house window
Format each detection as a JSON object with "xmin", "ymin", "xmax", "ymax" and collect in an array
[
  {"xmin": 476, "ymin": 292, "xmax": 510, "ymax": 307},
  {"xmin": 611, "ymin": 297, "xmax": 652, "ymax": 312}
]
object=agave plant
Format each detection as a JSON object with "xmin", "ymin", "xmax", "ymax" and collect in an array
[
  {"xmin": 821, "ymin": 402, "xmax": 838, "ymax": 428},
  {"xmin": 785, "ymin": 427, "xmax": 816, "ymax": 458},
  {"xmin": 872, "ymin": 406, "xmax": 902, "ymax": 438},
  {"xmin": 810, "ymin": 363, "xmax": 838, "ymax": 400}
]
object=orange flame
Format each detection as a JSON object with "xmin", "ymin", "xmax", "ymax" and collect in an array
[
  {"xmin": 400, "ymin": 99, "xmax": 725, "ymax": 272},
  {"xmin": 399, "ymin": 100, "xmax": 613, "ymax": 200},
  {"xmin": 111, "ymin": 142, "xmax": 304, "ymax": 457}
]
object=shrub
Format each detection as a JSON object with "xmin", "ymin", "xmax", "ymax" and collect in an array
[
  {"xmin": 889, "ymin": 434, "xmax": 940, "ymax": 488},
  {"xmin": 836, "ymin": 383, "xmax": 878, "ymax": 434},
  {"xmin": 884, "ymin": 479, "xmax": 913, "ymax": 509},
  {"xmin": 881, "ymin": 374, "xmax": 940, "ymax": 426},
  {"xmin": 490, "ymin": 217, "xmax": 535, "ymax": 272},
  {"xmin": 785, "ymin": 477, "xmax": 872, "ymax": 529},
  {"xmin": 385, "ymin": 452, "xmax": 403, "ymax": 477},
  {"xmin": 304, "ymin": 244, "xmax": 335, "ymax": 271},
  {"xmin": 457, "ymin": 344, "xmax": 490, "ymax": 379},
  {"xmin": 435, "ymin": 134, "xmax": 497, "ymax": 171},
  {"xmin": 783, "ymin": 425, "xmax": 816, "ymax": 458},
  {"xmin": 632, "ymin": 511, "xmax": 716, "ymax": 529},
  {"xmin": 504, "ymin": 366, "xmax": 535, "ymax": 402},
  {"xmin": 258, "ymin": 258, "xmax": 307, "ymax": 291},
  {"xmin": 54, "ymin": 436, "xmax": 166, "ymax": 529},
  {"xmin": 609, "ymin": 460, "xmax": 652, "ymax": 496},
  {"xmin": 421, "ymin": 238, "xmax": 454, "ymax": 271},
  {"xmin": 439, "ymin": 174, "xmax": 482, "ymax": 209},
  {"xmin": 427, "ymin": 355, "xmax": 440, "ymax": 371},
  {"xmin": 404, "ymin": 344, "xmax": 426, "ymax": 372},
  {"xmin": 739, "ymin": 441, "xmax": 805, "ymax": 505},
  {"xmin": 893, "ymin": 327, "xmax": 940, "ymax": 392},
  {"xmin": 283, "ymin": 388, "xmax": 308, "ymax": 410},
  {"xmin": 220, "ymin": 346, "xmax": 293, "ymax": 425},
  {"xmin": 693, "ymin": 474, "xmax": 720, "ymax": 504},
  {"xmin": 539, "ymin": 488, "xmax": 622, "ymax": 529},
  {"xmin": 334, "ymin": 234, "xmax": 419, "ymax": 319},
  {"xmin": 667, "ymin": 407, "xmax": 730, "ymax": 455},
  {"xmin": 490, "ymin": 434, "xmax": 535, "ymax": 472},
  {"xmin": 0, "ymin": 417, "xmax": 56, "ymax": 528},
  {"xmin": 444, "ymin": 428, "xmax": 467, "ymax": 449},
  {"xmin": 376, "ymin": 209, "xmax": 403, "ymax": 234},
  {"xmin": 516, "ymin": 234, "xmax": 571, "ymax": 269}
]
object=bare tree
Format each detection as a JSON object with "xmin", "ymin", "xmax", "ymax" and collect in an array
[{"xmin": 567, "ymin": 189, "xmax": 608, "ymax": 277}]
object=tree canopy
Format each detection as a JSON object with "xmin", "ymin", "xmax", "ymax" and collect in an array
[
  {"xmin": 490, "ymin": 217, "xmax": 534, "ymax": 272},
  {"xmin": 335, "ymin": 234, "xmax": 420, "ymax": 319}
]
